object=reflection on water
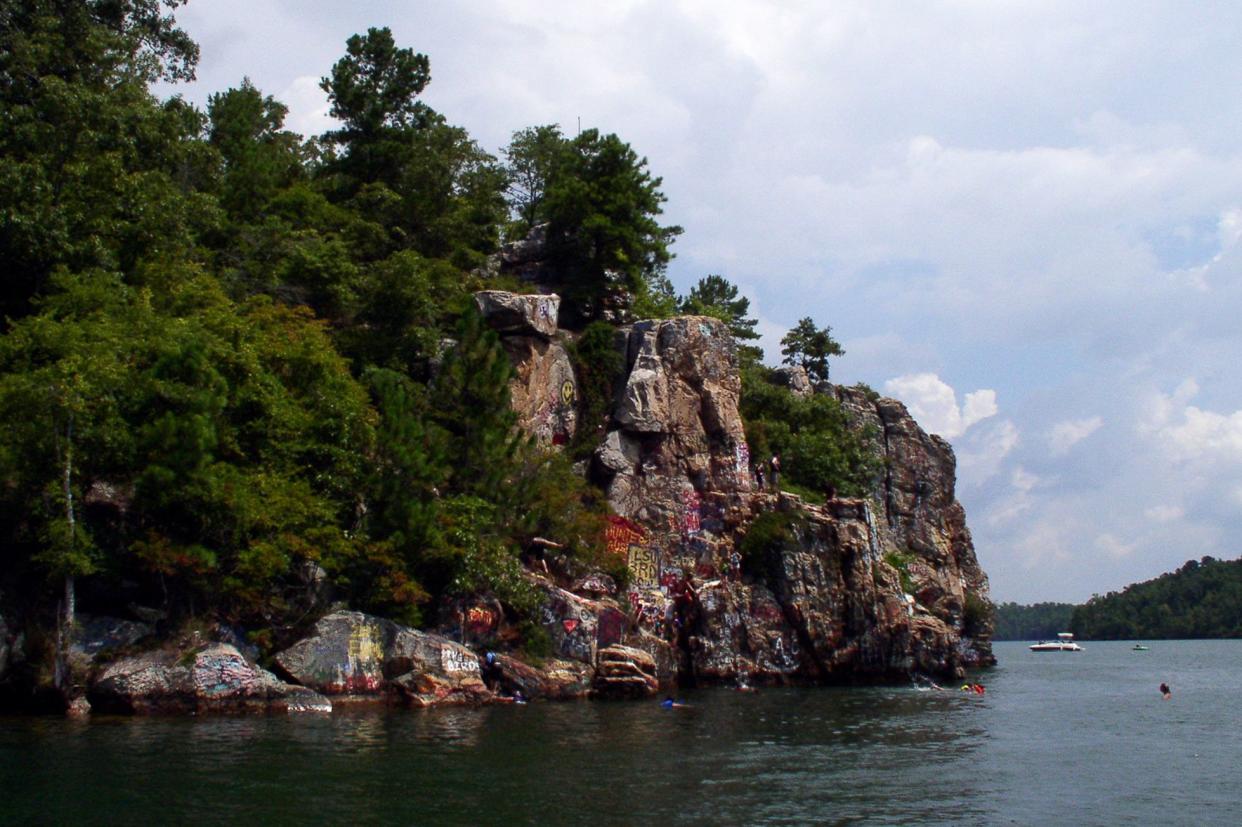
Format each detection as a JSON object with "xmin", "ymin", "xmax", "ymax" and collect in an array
[
  {"xmin": 2, "ymin": 686, "xmax": 988, "ymax": 825},
  {"xmin": 9, "ymin": 643, "xmax": 1242, "ymax": 823}
]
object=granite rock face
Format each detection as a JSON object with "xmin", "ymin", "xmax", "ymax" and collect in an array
[
  {"xmin": 493, "ymin": 294, "xmax": 994, "ymax": 686},
  {"xmin": 829, "ymin": 386, "xmax": 994, "ymax": 665},
  {"xmin": 273, "ymin": 611, "xmax": 489, "ymax": 705},
  {"xmin": 502, "ymin": 335, "xmax": 578, "ymax": 448},
  {"xmin": 484, "ymin": 652, "xmax": 592, "ymax": 701},
  {"xmin": 475, "ymin": 290, "xmax": 560, "ymax": 338},
  {"xmin": 475, "ymin": 289, "xmax": 579, "ymax": 448},
  {"xmin": 89, "ymin": 643, "xmax": 330, "ymax": 714},
  {"xmin": 597, "ymin": 316, "xmax": 751, "ymax": 521}
]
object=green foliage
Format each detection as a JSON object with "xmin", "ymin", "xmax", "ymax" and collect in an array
[
  {"xmin": 568, "ymin": 321, "xmax": 626, "ymax": 458},
  {"xmin": 321, "ymin": 27, "xmax": 434, "ymax": 144},
  {"xmin": 883, "ymin": 550, "xmax": 916, "ymax": 595},
  {"xmin": 962, "ymin": 591, "xmax": 994, "ymax": 637},
  {"xmin": 680, "ymin": 275, "xmax": 760, "ymax": 343},
  {"xmin": 681, "ymin": 274, "xmax": 763, "ymax": 366},
  {"xmin": 503, "ymin": 124, "xmax": 564, "ymax": 234},
  {"xmin": 0, "ymin": 0, "xmax": 216, "ymax": 321},
  {"xmin": 504, "ymin": 126, "xmax": 682, "ymax": 324},
  {"xmin": 0, "ymin": 272, "xmax": 377, "ymax": 623},
  {"xmin": 991, "ymin": 601, "xmax": 1077, "ymax": 641},
  {"xmin": 1071, "ymin": 556, "xmax": 1242, "ymax": 639},
  {"xmin": 780, "ymin": 317, "xmax": 844, "ymax": 384},
  {"xmin": 740, "ymin": 365, "xmax": 880, "ymax": 497},
  {"xmin": 738, "ymin": 510, "xmax": 805, "ymax": 582},
  {"xmin": 207, "ymin": 79, "xmax": 304, "ymax": 220}
]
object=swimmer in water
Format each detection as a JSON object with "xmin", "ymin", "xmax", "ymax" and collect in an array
[
  {"xmin": 661, "ymin": 697, "xmax": 690, "ymax": 709},
  {"xmin": 1160, "ymin": 682, "xmax": 1171, "ymax": 700}
]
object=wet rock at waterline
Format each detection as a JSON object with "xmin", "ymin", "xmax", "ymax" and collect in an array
[{"xmin": 89, "ymin": 643, "xmax": 330, "ymax": 714}]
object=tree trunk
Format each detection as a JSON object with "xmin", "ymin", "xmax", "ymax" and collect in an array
[{"xmin": 55, "ymin": 414, "xmax": 76, "ymax": 698}]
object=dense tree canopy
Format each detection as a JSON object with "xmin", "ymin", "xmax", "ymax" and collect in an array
[
  {"xmin": 0, "ymin": 8, "xmax": 608, "ymax": 654},
  {"xmin": 992, "ymin": 602, "xmax": 1077, "ymax": 641},
  {"xmin": 502, "ymin": 125, "xmax": 682, "ymax": 324},
  {"xmin": 1071, "ymin": 557, "xmax": 1242, "ymax": 639}
]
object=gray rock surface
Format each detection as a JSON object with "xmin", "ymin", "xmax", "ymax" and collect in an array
[
  {"xmin": 496, "ymin": 300, "xmax": 994, "ymax": 685},
  {"xmin": 273, "ymin": 610, "xmax": 487, "ymax": 704},
  {"xmin": 90, "ymin": 642, "xmax": 329, "ymax": 714},
  {"xmin": 474, "ymin": 290, "xmax": 560, "ymax": 338}
]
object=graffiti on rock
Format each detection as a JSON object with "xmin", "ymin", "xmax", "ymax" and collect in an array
[
  {"xmin": 464, "ymin": 605, "xmax": 498, "ymax": 640},
  {"xmin": 328, "ymin": 623, "xmax": 385, "ymax": 692},
  {"xmin": 734, "ymin": 442, "xmax": 750, "ymax": 487},
  {"xmin": 440, "ymin": 647, "xmax": 477, "ymax": 674},
  {"xmin": 678, "ymin": 486, "xmax": 702, "ymax": 535},
  {"xmin": 606, "ymin": 515, "xmax": 646, "ymax": 558},
  {"xmin": 627, "ymin": 543, "xmax": 660, "ymax": 590}
]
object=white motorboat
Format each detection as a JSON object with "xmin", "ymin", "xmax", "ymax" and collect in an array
[{"xmin": 1029, "ymin": 632, "xmax": 1083, "ymax": 652}]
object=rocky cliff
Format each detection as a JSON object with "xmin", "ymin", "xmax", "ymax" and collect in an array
[
  {"xmin": 479, "ymin": 294, "xmax": 994, "ymax": 689},
  {"xmin": 1, "ymin": 291, "xmax": 993, "ymax": 716}
]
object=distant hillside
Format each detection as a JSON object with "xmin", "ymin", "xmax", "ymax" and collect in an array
[
  {"xmin": 992, "ymin": 602, "xmax": 1077, "ymax": 641},
  {"xmin": 1070, "ymin": 556, "xmax": 1242, "ymax": 639}
]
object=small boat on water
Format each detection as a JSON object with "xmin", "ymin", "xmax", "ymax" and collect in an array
[
  {"xmin": 1132, "ymin": 644, "xmax": 1149, "ymax": 651},
  {"xmin": 1029, "ymin": 632, "xmax": 1083, "ymax": 652}
]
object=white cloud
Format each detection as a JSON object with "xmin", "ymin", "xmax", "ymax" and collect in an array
[
  {"xmin": 985, "ymin": 466, "xmax": 1044, "ymax": 528},
  {"xmin": 883, "ymin": 373, "xmax": 997, "ymax": 438},
  {"xmin": 958, "ymin": 419, "xmax": 1019, "ymax": 488},
  {"xmin": 279, "ymin": 76, "xmax": 336, "ymax": 137},
  {"xmin": 1048, "ymin": 416, "xmax": 1103, "ymax": 456},
  {"xmin": 1144, "ymin": 504, "xmax": 1184, "ymax": 523},
  {"xmin": 1144, "ymin": 380, "xmax": 1242, "ymax": 464},
  {"xmin": 1095, "ymin": 533, "xmax": 1137, "ymax": 559}
]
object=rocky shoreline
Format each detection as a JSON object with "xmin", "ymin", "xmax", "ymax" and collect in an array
[{"xmin": 0, "ymin": 288, "xmax": 994, "ymax": 717}]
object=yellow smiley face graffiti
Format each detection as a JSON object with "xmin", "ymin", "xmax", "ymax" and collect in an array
[{"xmin": 560, "ymin": 379, "xmax": 575, "ymax": 407}]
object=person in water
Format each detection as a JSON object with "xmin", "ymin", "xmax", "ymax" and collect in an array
[
  {"xmin": 661, "ymin": 697, "xmax": 689, "ymax": 709},
  {"xmin": 1160, "ymin": 682, "xmax": 1171, "ymax": 700}
]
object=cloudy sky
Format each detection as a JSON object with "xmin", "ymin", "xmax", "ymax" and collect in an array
[{"xmin": 166, "ymin": 1, "xmax": 1242, "ymax": 603}]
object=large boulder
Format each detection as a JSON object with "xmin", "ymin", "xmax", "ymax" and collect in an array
[
  {"xmin": 90, "ymin": 643, "xmax": 329, "ymax": 714},
  {"xmin": 273, "ymin": 611, "xmax": 488, "ymax": 705},
  {"xmin": 591, "ymin": 645, "xmax": 659, "ymax": 699},
  {"xmin": 483, "ymin": 653, "xmax": 592, "ymax": 701},
  {"xmin": 474, "ymin": 291, "xmax": 560, "ymax": 338},
  {"xmin": 502, "ymin": 335, "xmax": 578, "ymax": 448},
  {"xmin": 771, "ymin": 365, "xmax": 813, "ymax": 397}
]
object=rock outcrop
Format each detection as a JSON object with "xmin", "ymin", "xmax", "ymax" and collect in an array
[
  {"xmin": 591, "ymin": 645, "xmax": 659, "ymax": 699},
  {"xmin": 489, "ymin": 292, "xmax": 995, "ymax": 687},
  {"xmin": 273, "ymin": 610, "xmax": 490, "ymax": 706},
  {"xmin": 89, "ymin": 643, "xmax": 330, "ymax": 714},
  {"xmin": 477, "ymin": 290, "xmax": 579, "ymax": 448}
]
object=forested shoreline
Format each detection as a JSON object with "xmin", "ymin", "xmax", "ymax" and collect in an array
[
  {"xmin": 0, "ymin": 1, "xmax": 873, "ymax": 704},
  {"xmin": 993, "ymin": 556, "xmax": 1242, "ymax": 640}
]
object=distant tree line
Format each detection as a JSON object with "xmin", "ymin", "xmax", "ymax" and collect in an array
[
  {"xmin": 1070, "ymin": 557, "xmax": 1242, "ymax": 639},
  {"xmin": 991, "ymin": 602, "xmax": 1077, "ymax": 641}
]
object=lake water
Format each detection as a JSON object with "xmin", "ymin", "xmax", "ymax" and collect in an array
[{"xmin": 3, "ymin": 640, "xmax": 1240, "ymax": 825}]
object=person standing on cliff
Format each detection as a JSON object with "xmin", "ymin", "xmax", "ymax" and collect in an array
[
  {"xmin": 754, "ymin": 464, "xmax": 765, "ymax": 490},
  {"xmin": 769, "ymin": 454, "xmax": 781, "ymax": 491}
]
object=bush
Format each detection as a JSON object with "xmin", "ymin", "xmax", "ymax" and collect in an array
[
  {"xmin": 738, "ymin": 510, "xmax": 805, "ymax": 582},
  {"xmin": 568, "ymin": 321, "xmax": 625, "ymax": 459},
  {"xmin": 962, "ymin": 591, "xmax": 994, "ymax": 637}
]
